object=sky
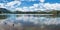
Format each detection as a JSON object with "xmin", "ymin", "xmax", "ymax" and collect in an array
[{"xmin": 0, "ymin": 0, "xmax": 60, "ymax": 11}]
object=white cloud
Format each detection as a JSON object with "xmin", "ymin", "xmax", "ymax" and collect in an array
[
  {"xmin": 0, "ymin": 0, "xmax": 21, "ymax": 11},
  {"xmin": 16, "ymin": 6, "xmax": 34, "ymax": 12},
  {"xmin": 15, "ymin": 3, "xmax": 60, "ymax": 12},
  {"xmin": 6, "ymin": 1, "xmax": 21, "ymax": 8},
  {"xmin": 0, "ymin": 0, "xmax": 60, "ymax": 11},
  {"xmin": 32, "ymin": 3, "xmax": 60, "ymax": 11},
  {"xmin": 14, "ymin": 0, "xmax": 35, "ymax": 1},
  {"xmin": 29, "ymin": 6, "xmax": 34, "ymax": 9},
  {"xmin": 33, "ymin": 4, "xmax": 39, "ymax": 8},
  {"xmin": 0, "ymin": 3, "xmax": 6, "ymax": 8},
  {"xmin": 44, "ymin": 3, "xmax": 60, "ymax": 10},
  {"xmin": 40, "ymin": 0, "xmax": 45, "ymax": 3},
  {"xmin": 28, "ymin": 0, "xmax": 35, "ymax": 1},
  {"xmin": 16, "ymin": 8, "xmax": 23, "ymax": 11}
]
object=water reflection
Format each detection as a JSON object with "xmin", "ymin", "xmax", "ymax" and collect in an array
[
  {"xmin": 0, "ymin": 14, "xmax": 60, "ymax": 30},
  {"xmin": 0, "ymin": 14, "xmax": 59, "ymax": 25},
  {"xmin": 0, "ymin": 15, "xmax": 10, "ymax": 19},
  {"xmin": 16, "ymin": 14, "xmax": 58, "ymax": 25}
]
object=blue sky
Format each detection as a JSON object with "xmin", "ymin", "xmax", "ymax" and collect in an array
[
  {"xmin": 0, "ymin": 0, "xmax": 60, "ymax": 11},
  {"xmin": 0, "ymin": 0, "xmax": 60, "ymax": 3}
]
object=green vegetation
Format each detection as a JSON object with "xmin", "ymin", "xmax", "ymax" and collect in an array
[
  {"xmin": 14, "ymin": 10, "xmax": 57, "ymax": 14},
  {"xmin": 12, "ymin": 10, "xmax": 59, "ymax": 15},
  {"xmin": 0, "ymin": 8, "xmax": 60, "ymax": 15}
]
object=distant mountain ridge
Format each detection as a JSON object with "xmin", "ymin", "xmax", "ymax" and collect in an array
[{"xmin": 0, "ymin": 8, "xmax": 11, "ymax": 13}]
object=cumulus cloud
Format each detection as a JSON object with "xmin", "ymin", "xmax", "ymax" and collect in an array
[
  {"xmin": 16, "ymin": 3, "xmax": 60, "ymax": 12},
  {"xmin": 0, "ymin": 0, "xmax": 21, "ymax": 11},
  {"xmin": 16, "ymin": 7, "xmax": 29, "ymax": 12},
  {"xmin": 43, "ymin": 3, "xmax": 60, "ymax": 10},
  {"xmin": 40, "ymin": 0, "xmax": 45, "ymax": 3},
  {"xmin": 0, "ymin": 3, "xmax": 6, "ymax": 8},
  {"xmin": 33, "ymin": 4, "xmax": 39, "ymax": 8},
  {"xmin": 28, "ymin": 0, "xmax": 35, "ymax": 1},
  {"xmin": 16, "ymin": 8, "xmax": 24, "ymax": 11},
  {"xmin": 14, "ymin": 0, "xmax": 35, "ymax": 1},
  {"xmin": 6, "ymin": 1, "xmax": 21, "ymax": 8},
  {"xmin": 33, "ymin": 3, "xmax": 60, "ymax": 11},
  {"xmin": 0, "ymin": 0, "xmax": 60, "ymax": 11}
]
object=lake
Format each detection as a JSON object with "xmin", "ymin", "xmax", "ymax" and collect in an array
[
  {"xmin": 0, "ymin": 14, "xmax": 59, "ymax": 25},
  {"xmin": 0, "ymin": 14, "xmax": 59, "ymax": 30}
]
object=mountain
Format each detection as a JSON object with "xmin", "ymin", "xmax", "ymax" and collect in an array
[{"xmin": 0, "ymin": 8, "xmax": 11, "ymax": 13}]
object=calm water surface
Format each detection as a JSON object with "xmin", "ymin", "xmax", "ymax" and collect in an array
[
  {"xmin": 0, "ymin": 14, "xmax": 60, "ymax": 30},
  {"xmin": 0, "ymin": 14, "xmax": 59, "ymax": 25}
]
